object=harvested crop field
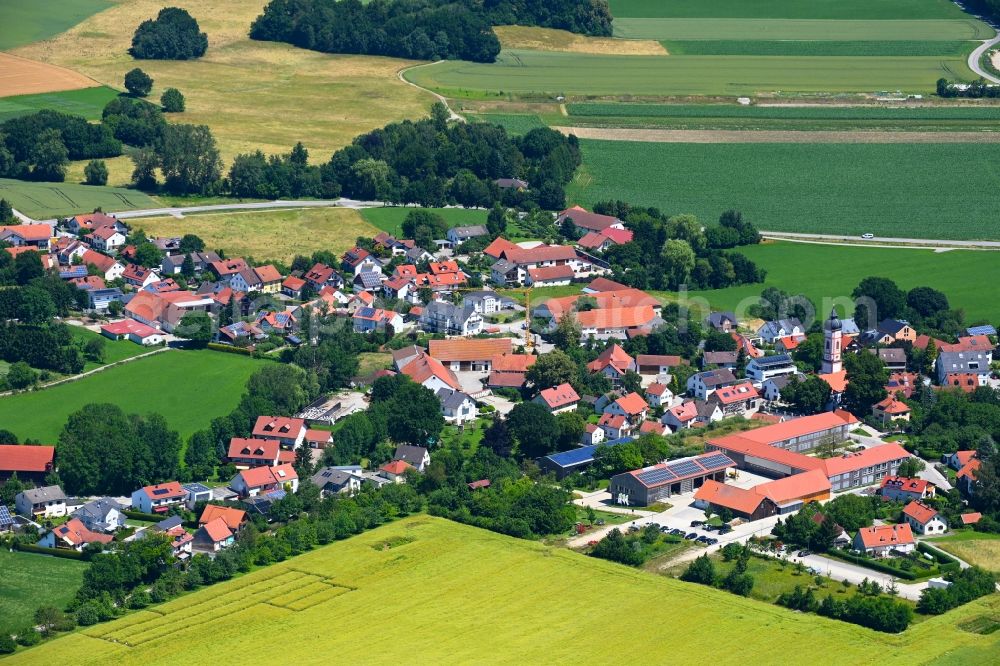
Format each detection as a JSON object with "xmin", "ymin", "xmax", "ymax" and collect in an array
[
  {"xmin": 494, "ymin": 25, "xmax": 666, "ymax": 55},
  {"xmin": 555, "ymin": 127, "xmax": 1000, "ymax": 143},
  {"xmin": 0, "ymin": 177, "xmax": 158, "ymax": 219},
  {"xmin": 11, "ymin": 517, "xmax": 1000, "ymax": 664},
  {"xmin": 134, "ymin": 208, "xmax": 381, "ymax": 263},
  {"xmin": 12, "ymin": 0, "xmax": 431, "ymax": 164},
  {"xmin": 0, "ymin": 53, "xmax": 97, "ymax": 96}
]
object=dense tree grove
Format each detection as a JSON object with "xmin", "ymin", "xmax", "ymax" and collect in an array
[
  {"xmin": 0, "ymin": 110, "xmax": 121, "ymax": 182},
  {"xmin": 130, "ymin": 7, "xmax": 208, "ymax": 60},
  {"xmin": 57, "ymin": 404, "xmax": 182, "ymax": 495},
  {"xmin": 592, "ymin": 203, "xmax": 765, "ymax": 291},
  {"xmin": 250, "ymin": 0, "xmax": 611, "ymax": 63}
]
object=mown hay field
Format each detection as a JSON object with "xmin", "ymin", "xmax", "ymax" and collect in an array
[
  {"xmin": 607, "ymin": 0, "xmax": 972, "ymax": 20},
  {"xmin": 12, "ymin": 517, "xmax": 1000, "ymax": 664},
  {"xmin": 11, "ymin": 0, "xmax": 431, "ymax": 165},
  {"xmin": 133, "ymin": 207, "xmax": 380, "ymax": 263},
  {"xmin": 930, "ymin": 533, "xmax": 1000, "ymax": 574},
  {"xmin": 406, "ymin": 49, "xmax": 972, "ymax": 98},
  {"xmin": 684, "ymin": 242, "xmax": 1000, "ymax": 325},
  {"xmin": 566, "ymin": 139, "xmax": 1000, "ymax": 240},
  {"xmin": 494, "ymin": 25, "xmax": 666, "ymax": 55},
  {"xmin": 0, "ymin": 350, "xmax": 261, "ymax": 443},
  {"xmin": 0, "ymin": 177, "xmax": 158, "ymax": 219}
]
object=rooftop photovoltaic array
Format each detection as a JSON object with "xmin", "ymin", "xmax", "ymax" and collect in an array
[
  {"xmin": 633, "ymin": 452, "xmax": 736, "ymax": 487},
  {"xmin": 698, "ymin": 453, "xmax": 736, "ymax": 470},
  {"xmin": 635, "ymin": 467, "xmax": 677, "ymax": 485}
]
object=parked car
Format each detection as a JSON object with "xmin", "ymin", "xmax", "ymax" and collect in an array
[
  {"xmin": 798, "ymin": 549, "xmax": 812, "ymax": 557},
  {"xmin": 861, "ymin": 233, "xmax": 874, "ymax": 239},
  {"xmin": 707, "ymin": 537, "xmax": 719, "ymax": 545},
  {"xmin": 719, "ymin": 525, "xmax": 733, "ymax": 535},
  {"xmin": 690, "ymin": 520, "xmax": 704, "ymax": 527},
  {"xmin": 660, "ymin": 525, "xmax": 672, "ymax": 533},
  {"xmin": 670, "ymin": 528, "xmax": 685, "ymax": 537},
  {"xmin": 696, "ymin": 536, "xmax": 710, "ymax": 544},
  {"xmin": 685, "ymin": 532, "xmax": 698, "ymax": 540}
]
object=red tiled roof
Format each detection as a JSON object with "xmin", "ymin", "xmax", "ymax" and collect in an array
[
  {"xmin": 957, "ymin": 459, "xmax": 981, "ymax": 480},
  {"xmin": 694, "ymin": 480, "xmax": 766, "ymax": 515},
  {"xmin": 468, "ymin": 479, "xmax": 491, "ymax": 489},
  {"xmin": 305, "ymin": 429, "xmax": 333, "ymax": 444},
  {"xmin": 557, "ymin": 206, "xmax": 621, "ymax": 231},
  {"xmin": 228, "ymin": 437, "xmax": 279, "ymax": 461},
  {"xmin": 488, "ymin": 371, "xmax": 527, "ymax": 388},
  {"xmin": 253, "ymin": 416, "xmax": 305, "ymax": 439},
  {"xmin": 577, "ymin": 306, "xmax": 656, "ymax": 330},
  {"xmin": 381, "ymin": 460, "xmax": 413, "ymax": 475},
  {"xmin": 577, "ymin": 231, "xmax": 609, "ymax": 250},
  {"xmin": 667, "ymin": 401, "xmax": 698, "ymax": 423},
  {"xmin": 940, "ymin": 335, "xmax": 994, "ymax": 353},
  {"xmin": 54, "ymin": 518, "xmax": 113, "ymax": 547},
  {"xmin": 880, "ymin": 475, "xmax": 930, "ymax": 494},
  {"xmin": 400, "ymin": 353, "xmax": 462, "ymax": 391},
  {"xmin": 615, "ymin": 392, "xmax": 649, "ymax": 415},
  {"xmin": 492, "ymin": 353, "xmax": 537, "ymax": 373},
  {"xmin": 903, "ymin": 501, "xmax": 939, "ymax": 525},
  {"xmin": 600, "ymin": 227, "xmax": 633, "ymax": 244},
  {"xmin": 429, "ymin": 338, "xmax": 512, "ymax": 362},
  {"xmin": 0, "ymin": 444, "xmax": 54, "ymax": 472},
  {"xmin": 139, "ymin": 481, "xmax": 185, "ymax": 500},
  {"xmin": 429, "ymin": 260, "xmax": 460, "ymax": 275},
  {"xmin": 254, "ymin": 264, "xmax": 282, "ymax": 283},
  {"xmin": 960, "ymin": 512, "xmax": 982, "ymax": 525},
  {"xmin": 587, "ymin": 343, "xmax": 634, "ymax": 375},
  {"xmin": 712, "ymin": 382, "xmax": 760, "ymax": 405},
  {"xmin": 821, "ymin": 444, "xmax": 910, "ymax": 477},
  {"xmin": 81, "ymin": 249, "xmax": 116, "ymax": 272},
  {"xmin": 538, "ymin": 383, "xmax": 580, "ymax": 409},
  {"xmin": 599, "ymin": 413, "xmax": 627, "ymax": 429},
  {"xmin": 856, "ymin": 523, "xmax": 914, "ymax": 549},
  {"xmin": 199, "ymin": 505, "xmax": 246, "ymax": 530},
  {"xmin": 201, "ymin": 516, "xmax": 233, "ymax": 543},
  {"xmin": 282, "ymin": 276, "xmax": 306, "ymax": 290},
  {"xmin": 818, "ymin": 370, "xmax": 849, "ymax": 393},
  {"xmin": 101, "ymin": 319, "xmax": 160, "ymax": 338},
  {"xmin": 484, "ymin": 237, "xmax": 520, "ymax": 259},
  {"xmin": 874, "ymin": 395, "xmax": 910, "ymax": 415},
  {"xmin": 638, "ymin": 421, "xmax": 667, "ymax": 436},
  {"xmin": 646, "ymin": 383, "xmax": 669, "ymax": 397},
  {"xmin": 211, "ymin": 258, "xmax": 248, "ymax": 276},
  {"xmin": 585, "ymin": 277, "xmax": 629, "ymax": 293},
  {"xmin": 636, "ymin": 354, "xmax": 681, "ymax": 368},
  {"xmin": 1, "ymin": 224, "xmax": 51, "ymax": 241},
  {"xmin": 756, "ymin": 469, "xmax": 831, "ymax": 504},
  {"xmin": 503, "ymin": 244, "xmax": 577, "ymax": 265},
  {"xmin": 942, "ymin": 373, "xmax": 981, "ymax": 393},
  {"xmin": 528, "ymin": 264, "xmax": 574, "ymax": 282}
]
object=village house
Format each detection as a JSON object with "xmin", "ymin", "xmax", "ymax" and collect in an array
[
  {"xmin": 526, "ymin": 264, "xmax": 575, "ymax": 287},
  {"xmin": 305, "ymin": 429, "xmax": 333, "ymax": 449},
  {"xmin": 487, "ymin": 352, "xmax": 536, "ymax": 390},
  {"xmin": 437, "ymin": 388, "xmax": 479, "ymax": 425},
  {"xmin": 428, "ymin": 337, "xmax": 511, "ymax": 372},
  {"xmin": 230, "ymin": 463, "xmax": 298, "ymax": 498},
  {"xmin": 88, "ymin": 287, "xmax": 126, "ymax": 313},
  {"xmin": 636, "ymin": 354, "xmax": 681, "ymax": 376},
  {"xmin": 687, "ymin": 368, "xmax": 738, "ymax": 400},
  {"xmin": 160, "ymin": 251, "xmax": 222, "ymax": 276},
  {"xmin": 745, "ymin": 354, "xmax": 797, "ymax": 383},
  {"xmin": 645, "ymin": 382, "xmax": 673, "ymax": 409},
  {"xmin": 534, "ymin": 383, "xmax": 580, "ymax": 414},
  {"xmin": 603, "ymin": 392, "xmax": 650, "ymax": 425},
  {"xmin": 702, "ymin": 350, "xmax": 738, "ymax": 370},
  {"xmin": 586, "ymin": 344, "xmax": 636, "ymax": 387},
  {"xmin": 15, "ymin": 485, "xmax": 67, "ymax": 519},
  {"xmin": 880, "ymin": 476, "xmax": 936, "ymax": 503},
  {"xmin": 227, "ymin": 438, "xmax": 289, "ymax": 469},
  {"xmin": 902, "ymin": 501, "xmax": 948, "ymax": 535},
  {"xmin": 0, "ymin": 224, "xmax": 52, "ymax": 250},
  {"xmin": 395, "ymin": 350, "xmax": 463, "ymax": 394},
  {"xmin": 555, "ymin": 205, "xmax": 624, "ymax": 236},
  {"xmin": 193, "ymin": 518, "xmax": 235, "ymax": 552},
  {"xmin": 353, "ymin": 307, "xmax": 404, "ymax": 334},
  {"xmin": 762, "ymin": 374, "xmax": 806, "ymax": 402},
  {"xmin": 582, "ymin": 423, "xmax": 605, "ymax": 446},
  {"xmin": 610, "ymin": 452, "xmax": 736, "ymax": 507},
  {"xmin": 757, "ymin": 318, "xmax": 803, "ymax": 343},
  {"xmin": 853, "ymin": 523, "xmax": 916, "ymax": 556},
  {"xmin": 38, "ymin": 518, "xmax": 113, "ymax": 551},
  {"xmin": 394, "ymin": 445, "xmax": 431, "ymax": 472},
  {"xmin": 577, "ymin": 227, "xmax": 633, "ymax": 252},
  {"xmin": 282, "ymin": 276, "xmax": 307, "ymax": 299},
  {"xmin": 73, "ymin": 498, "xmax": 126, "ymax": 533},
  {"xmin": 868, "ymin": 348, "xmax": 907, "ymax": 372},
  {"xmin": 379, "ymin": 460, "xmax": 413, "ymax": 483},
  {"xmin": 598, "ymin": 413, "xmax": 631, "ymax": 440},
  {"xmin": 81, "ymin": 249, "xmax": 124, "ymax": 281},
  {"xmin": 937, "ymin": 350, "xmax": 991, "ymax": 387},
  {"xmin": 253, "ymin": 416, "xmax": 306, "ymax": 449},
  {"xmin": 420, "ymin": 301, "xmax": 483, "ymax": 336},
  {"xmin": 311, "ymin": 467, "xmax": 363, "ymax": 496},
  {"xmin": 446, "ymin": 225, "xmax": 489, "ymax": 246},
  {"xmin": 709, "ymin": 381, "xmax": 761, "ymax": 417},
  {"xmin": 131, "ymin": 481, "xmax": 187, "ymax": 514},
  {"xmin": 872, "ymin": 394, "xmax": 911, "ymax": 426},
  {"xmin": 86, "ymin": 225, "xmax": 127, "ymax": 253},
  {"xmin": 495, "ymin": 177, "xmax": 529, "ymax": 191},
  {"xmin": 101, "ymin": 319, "xmax": 164, "ymax": 346},
  {"xmin": 66, "ymin": 211, "xmax": 124, "ymax": 235},
  {"xmin": 661, "ymin": 400, "xmax": 722, "ymax": 431},
  {"xmin": 463, "ymin": 290, "xmax": 505, "ymax": 315},
  {"xmin": 877, "ymin": 319, "xmax": 917, "ymax": 343},
  {"xmin": 707, "ymin": 311, "xmax": 738, "ymax": 333},
  {"xmin": 122, "ymin": 263, "xmax": 161, "ymax": 289}
]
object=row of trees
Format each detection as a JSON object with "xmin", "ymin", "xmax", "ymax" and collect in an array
[
  {"xmin": 778, "ymin": 583, "xmax": 913, "ymax": 633},
  {"xmin": 250, "ymin": 0, "xmax": 611, "ymax": 63}
]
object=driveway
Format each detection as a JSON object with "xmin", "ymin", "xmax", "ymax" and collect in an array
[{"xmin": 788, "ymin": 552, "xmax": 929, "ymax": 601}]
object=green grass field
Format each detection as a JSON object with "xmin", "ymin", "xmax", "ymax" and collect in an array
[
  {"xmin": 0, "ymin": 87, "xmax": 119, "ymax": 122},
  {"xmin": 567, "ymin": 139, "xmax": 1000, "ymax": 240},
  {"xmin": 661, "ymin": 40, "xmax": 972, "ymax": 57},
  {"xmin": 359, "ymin": 207, "xmax": 488, "ymax": 236},
  {"xmin": 0, "ymin": 350, "xmax": 262, "ymax": 443},
  {"xmin": 685, "ymin": 241, "xmax": 1000, "ymax": 324},
  {"xmin": 608, "ymin": 0, "xmax": 971, "ymax": 20},
  {"xmin": 614, "ymin": 18, "xmax": 991, "ymax": 41},
  {"xmin": 567, "ymin": 103, "xmax": 1000, "ymax": 121},
  {"xmin": 471, "ymin": 112, "xmax": 548, "ymax": 135},
  {"xmin": 0, "ymin": 0, "xmax": 110, "ymax": 49},
  {"xmin": 0, "ymin": 178, "xmax": 159, "ymax": 220},
  {"xmin": 12, "ymin": 517, "xmax": 1000, "ymax": 664},
  {"xmin": 0, "ymin": 550, "xmax": 87, "ymax": 636},
  {"xmin": 407, "ymin": 49, "xmax": 972, "ymax": 98}
]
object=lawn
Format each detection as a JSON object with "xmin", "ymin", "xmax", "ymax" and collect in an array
[
  {"xmin": 0, "ymin": 177, "xmax": 158, "ymax": 219},
  {"xmin": 356, "ymin": 352, "xmax": 392, "ymax": 377},
  {"xmin": 68, "ymin": 325, "xmax": 152, "ymax": 371},
  {"xmin": 0, "ymin": 0, "xmax": 110, "ymax": 49},
  {"xmin": 567, "ymin": 140, "xmax": 1000, "ymax": 241},
  {"xmin": 608, "ymin": 0, "xmax": 972, "ymax": 20},
  {"xmin": 11, "ymin": 0, "xmax": 431, "ymax": 166},
  {"xmin": 0, "ymin": 86, "xmax": 120, "ymax": 122},
  {"xmin": 359, "ymin": 207, "xmax": 487, "ymax": 236},
  {"xmin": 132, "ymin": 207, "xmax": 381, "ymax": 263},
  {"xmin": 0, "ymin": 349, "xmax": 262, "ymax": 443},
  {"xmin": 470, "ymin": 112, "xmax": 548, "ymax": 136},
  {"xmin": 406, "ymin": 49, "xmax": 973, "ymax": 98},
  {"xmin": 685, "ymin": 241, "xmax": 1000, "ymax": 324},
  {"xmin": 0, "ymin": 550, "xmax": 87, "ymax": 636},
  {"xmin": 12, "ymin": 517, "xmax": 1000, "ymax": 664},
  {"xmin": 928, "ymin": 532, "xmax": 1000, "ymax": 573}
]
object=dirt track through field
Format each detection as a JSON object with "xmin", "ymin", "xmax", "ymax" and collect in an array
[
  {"xmin": 553, "ymin": 126, "xmax": 1000, "ymax": 143},
  {"xmin": 0, "ymin": 52, "xmax": 97, "ymax": 96}
]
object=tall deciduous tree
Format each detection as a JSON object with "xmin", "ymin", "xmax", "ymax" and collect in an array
[{"xmin": 124, "ymin": 68, "xmax": 154, "ymax": 97}]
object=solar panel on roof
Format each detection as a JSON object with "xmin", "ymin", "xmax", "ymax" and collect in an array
[
  {"xmin": 636, "ymin": 468, "xmax": 677, "ymax": 486},
  {"xmin": 358, "ymin": 307, "xmax": 376, "ymax": 318},
  {"xmin": 152, "ymin": 488, "xmax": 170, "ymax": 495},
  {"xmin": 0, "ymin": 506, "xmax": 12, "ymax": 525},
  {"xmin": 698, "ymin": 453, "xmax": 735, "ymax": 470},
  {"xmin": 666, "ymin": 460, "xmax": 704, "ymax": 477}
]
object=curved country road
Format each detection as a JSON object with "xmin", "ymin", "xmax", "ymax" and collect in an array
[
  {"xmin": 967, "ymin": 28, "xmax": 1000, "ymax": 83},
  {"xmin": 760, "ymin": 231, "xmax": 1000, "ymax": 250},
  {"xmin": 397, "ymin": 62, "xmax": 465, "ymax": 122}
]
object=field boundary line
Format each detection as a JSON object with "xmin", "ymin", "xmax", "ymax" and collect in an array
[
  {"xmin": 760, "ymin": 231, "xmax": 1000, "ymax": 251},
  {"xmin": 553, "ymin": 126, "xmax": 1000, "ymax": 143},
  {"xmin": 0, "ymin": 347, "xmax": 172, "ymax": 398}
]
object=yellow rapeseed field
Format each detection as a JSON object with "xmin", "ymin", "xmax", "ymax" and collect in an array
[{"xmin": 13, "ymin": 517, "xmax": 1000, "ymax": 664}]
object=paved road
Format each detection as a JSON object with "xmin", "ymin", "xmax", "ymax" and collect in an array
[
  {"xmin": 760, "ymin": 230, "xmax": 1000, "ymax": 251},
  {"xmin": 968, "ymin": 29, "xmax": 1000, "ymax": 84},
  {"xmin": 790, "ymin": 551, "xmax": 929, "ymax": 601}
]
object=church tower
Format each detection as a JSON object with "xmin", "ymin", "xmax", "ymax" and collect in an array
[{"xmin": 822, "ymin": 308, "xmax": 843, "ymax": 374}]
